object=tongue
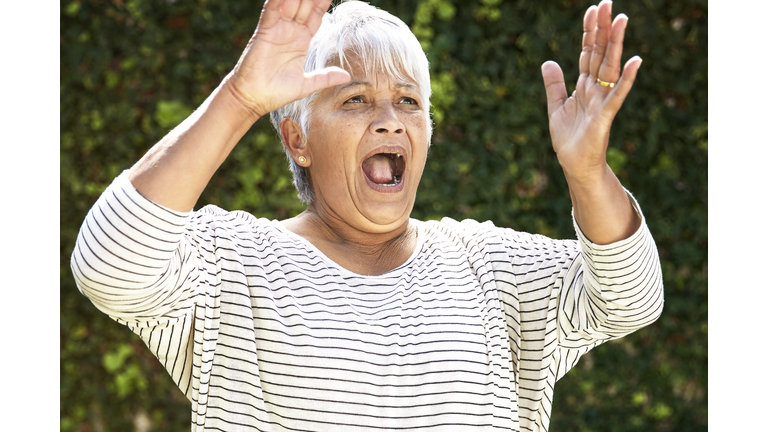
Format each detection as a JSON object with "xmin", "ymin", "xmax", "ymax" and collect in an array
[{"xmin": 362, "ymin": 154, "xmax": 395, "ymax": 184}]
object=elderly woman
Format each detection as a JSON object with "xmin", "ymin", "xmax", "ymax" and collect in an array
[{"xmin": 71, "ymin": 0, "xmax": 663, "ymax": 431}]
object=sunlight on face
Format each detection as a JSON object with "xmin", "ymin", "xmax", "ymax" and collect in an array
[{"xmin": 305, "ymin": 59, "xmax": 430, "ymax": 233}]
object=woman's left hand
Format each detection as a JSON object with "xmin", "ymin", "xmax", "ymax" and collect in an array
[{"xmin": 541, "ymin": 0, "xmax": 641, "ymax": 183}]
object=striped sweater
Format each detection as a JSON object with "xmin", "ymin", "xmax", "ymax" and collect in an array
[{"xmin": 71, "ymin": 172, "xmax": 663, "ymax": 431}]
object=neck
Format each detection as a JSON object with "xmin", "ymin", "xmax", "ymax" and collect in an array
[{"xmin": 282, "ymin": 206, "xmax": 417, "ymax": 276}]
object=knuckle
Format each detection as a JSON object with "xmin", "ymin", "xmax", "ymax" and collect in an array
[{"xmin": 603, "ymin": 58, "xmax": 620, "ymax": 69}]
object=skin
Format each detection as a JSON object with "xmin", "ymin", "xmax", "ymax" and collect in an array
[
  {"xmin": 280, "ymin": 63, "xmax": 429, "ymax": 275},
  {"xmin": 128, "ymin": 0, "xmax": 351, "ymax": 211},
  {"xmin": 127, "ymin": 0, "xmax": 640, "ymax": 276},
  {"xmin": 542, "ymin": 1, "xmax": 642, "ymax": 243}
]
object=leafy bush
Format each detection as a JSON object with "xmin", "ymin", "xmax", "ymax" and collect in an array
[{"xmin": 61, "ymin": 0, "xmax": 707, "ymax": 430}]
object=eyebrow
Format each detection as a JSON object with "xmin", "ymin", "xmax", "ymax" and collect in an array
[{"xmin": 335, "ymin": 80, "xmax": 417, "ymax": 94}]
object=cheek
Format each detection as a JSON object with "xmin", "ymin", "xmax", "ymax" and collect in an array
[
  {"xmin": 405, "ymin": 116, "xmax": 429, "ymax": 154},
  {"xmin": 314, "ymin": 126, "xmax": 358, "ymax": 180},
  {"xmin": 403, "ymin": 112, "xmax": 428, "ymax": 133}
]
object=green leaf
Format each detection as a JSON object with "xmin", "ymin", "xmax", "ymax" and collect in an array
[
  {"xmin": 155, "ymin": 100, "xmax": 193, "ymax": 130},
  {"xmin": 606, "ymin": 147, "xmax": 628, "ymax": 175},
  {"xmin": 102, "ymin": 343, "xmax": 133, "ymax": 373},
  {"xmin": 64, "ymin": 1, "xmax": 81, "ymax": 16}
]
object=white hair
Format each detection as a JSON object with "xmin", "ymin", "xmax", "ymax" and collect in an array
[{"xmin": 269, "ymin": 0, "xmax": 432, "ymax": 204}]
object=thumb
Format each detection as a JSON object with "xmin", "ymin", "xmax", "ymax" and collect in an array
[
  {"xmin": 300, "ymin": 66, "xmax": 352, "ymax": 98},
  {"xmin": 541, "ymin": 60, "xmax": 568, "ymax": 120}
]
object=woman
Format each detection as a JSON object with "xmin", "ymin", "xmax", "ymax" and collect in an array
[{"xmin": 71, "ymin": 0, "xmax": 663, "ymax": 431}]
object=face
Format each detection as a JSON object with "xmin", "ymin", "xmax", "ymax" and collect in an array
[{"xmin": 302, "ymin": 62, "xmax": 429, "ymax": 234}]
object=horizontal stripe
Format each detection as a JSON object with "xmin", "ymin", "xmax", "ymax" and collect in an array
[{"xmin": 70, "ymin": 172, "xmax": 663, "ymax": 432}]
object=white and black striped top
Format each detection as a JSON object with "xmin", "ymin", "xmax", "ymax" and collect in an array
[{"xmin": 71, "ymin": 172, "xmax": 663, "ymax": 432}]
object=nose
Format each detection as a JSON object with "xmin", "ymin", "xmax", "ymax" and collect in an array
[{"xmin": 370, "ymin": 103, "xmax": 405, "ymax": 135}]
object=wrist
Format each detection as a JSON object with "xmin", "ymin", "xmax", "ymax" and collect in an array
[
  {"xmin": 218, "ymin": 72, "xmax": 265, "ymax": 124},
  {"xmin": 560, "ymin": 160, "xmax": 612, "ymax": 190},
  {"xmin": 563, "ymin": 163, "xmax": 640, "ymax": 245}
]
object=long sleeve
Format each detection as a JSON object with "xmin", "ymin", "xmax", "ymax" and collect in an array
[
  {"xmin": 70, "ymin": 172, "xmax": 206, "ymax": 399},
  {"xmin": 557, "ymin": 195, "xmax": 664, "ymax": 348},
  {"xmin": 460, "ymin": 191, "xmax": 663, "ymax": 431},
  {"xmin": 70, "ymin": 171, "xmax": 201, "ymax": 323}
]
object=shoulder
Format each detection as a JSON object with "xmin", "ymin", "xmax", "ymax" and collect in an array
[
  {"xmin": 416, "ymin": 218, "xmax": 510, "ymax": 257},
  {"xmin": 187, "ymin": 204, "xmax": 289, "ymax": 240},
  {"xmin": 417, "ymin": 217, "xmax": 550, "ymax": 245},
  {"xmin": 416, "ymin": 217, "xmax": 578, "ymax": 259},
  {"xmin": 418, "ymin": 217, "xmax": 497, "ymax": 240}
]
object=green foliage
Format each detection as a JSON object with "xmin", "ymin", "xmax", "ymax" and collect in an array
[
  {"xmin": 61, "ymin": 0, "xmax": 707, "ymax": 430},
  {"xmin": 154, "ymin": 100, "xmax": 193, "ymax": 129}
]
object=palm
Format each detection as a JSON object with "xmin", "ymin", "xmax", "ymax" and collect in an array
[
  {"xmin": 229, "ymin": 0, "xmax": 350, "ymax": 117},
  {"xmin": 541, "ymin": 2, "xmax": 642, "ymax": 177},
  {"xmin": 548, "ymin": 73, "xmax": 616, "ymax": 171}
]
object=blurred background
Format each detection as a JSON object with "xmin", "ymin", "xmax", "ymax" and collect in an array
[{"xmin": 60, "ymin": 0, "xmax": 707, "ymax": 430}]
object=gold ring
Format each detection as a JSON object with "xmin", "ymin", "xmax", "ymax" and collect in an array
[{"xmin": 597, "ymin": 78, "xmax": 615, "ymax": 88}]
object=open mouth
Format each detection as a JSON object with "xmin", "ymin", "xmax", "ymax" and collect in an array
[{"xmin": 362, "ymin": 152, "xmax": 405, "ymax": 187}]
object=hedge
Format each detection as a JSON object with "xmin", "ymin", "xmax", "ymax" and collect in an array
[{"xmin": 60, "ymin": 0, "xmax": 707, "ymax": 430}]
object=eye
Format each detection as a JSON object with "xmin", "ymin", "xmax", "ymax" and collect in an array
[
  {"xmin": 399, "ymin": 97, "xmax": 418, "ymax": 105},
  {"xmin": 345, "ymin": 95, "xmax": 364, "ymax": 104}
]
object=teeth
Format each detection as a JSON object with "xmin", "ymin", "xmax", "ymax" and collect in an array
[
  {"xmin": 387, "ymin": 154, "xmax": 402, "ymax": 185},
  {"xmin": 384, "ymin": 175, "xmax": 401, "ymax": 186}
]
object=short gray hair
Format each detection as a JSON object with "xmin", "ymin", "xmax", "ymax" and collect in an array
[{"xmin": 269, "ymin": 0, "xmax": 432, "ymax": 204}]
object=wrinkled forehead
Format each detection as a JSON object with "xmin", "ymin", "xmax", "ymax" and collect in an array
[{"xmin": 330, "ymin": 52, "xmax": 422, "ymax": 94}]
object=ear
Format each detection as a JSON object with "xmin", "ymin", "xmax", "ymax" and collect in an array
[{"xmin": 280, "ymin": 118, "xmax": 311, "ymax": 166}]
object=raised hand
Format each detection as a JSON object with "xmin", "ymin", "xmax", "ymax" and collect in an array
[
  {"xmin": 227, "ymin": 0, "xmax": 351, "ymax": 118},
  {"xmin": 128, "ymin": 0, "xmax": 351, "ymax": 211},
  {"xmin": 541, "ymin": 0, "xmax": 641, "ymax": 182}
]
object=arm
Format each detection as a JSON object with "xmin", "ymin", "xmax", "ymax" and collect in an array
[
  {"xmin": 72, "ymin": 0, "xmax": 351, "ymax": 318},
  {"xmin": 128, "ymin": 0, "xmax": 350, "ymax": 212},
  {"xmin": 70, "ymin": 173, "xmax": 197, "ymax": 321},
  {"xmin": 541, "ymin": 0, "xmax": 641, "ymax": 244},
  {"xmin": 531, "ymin": 0, "xmax": 663, "ymax": 379}
]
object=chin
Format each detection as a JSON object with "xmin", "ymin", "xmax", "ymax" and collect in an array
[{"xmin": 358, "ymin": 200, "xmax": 414, "ymax": 231}]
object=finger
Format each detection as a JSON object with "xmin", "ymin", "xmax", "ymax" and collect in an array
[
  {"xmin": 259, "ymin": 0, "xmax": 284, "ymax": 29},
  {"xmin": 589, "ymin": 0, "xmax": 613, "ymax": 78},
  {"xmin": 301, "ymin": 66, "xmax": 352, "ymax": 98},
  {"xmin": 541, "ymin": 61, "xmax": 568, "ymax": 120},
  {"xmin": 603, "ymin": 56, "xmax": 641, "ymax": 118},
  {"xmin": 598, "ymin": 14, "xmax": 627, "ymax": 85},
  {"xmin": 305, "ymin": 0, "xmax": 332, "ymax": 34},
  {"xmin": 579, "ymin": 6, "xmax": 598, "ymax": 77},
  {"xmin": 280, "ymin": 0, "xmax": 301, "ymax": 20},
  {"xmin": 294, "ymin": 0, "xmax": 318, "ymax": 25}
]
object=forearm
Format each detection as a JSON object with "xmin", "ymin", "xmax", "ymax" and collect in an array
[
  {"xmin": 128, "ymin": 74, "xmax": 260, "ymax": 212},
  {"xmin": 564, "ymin": 162, "xmax": 641, "ymax": 245},
  {"xmin": 558, "ymin": 207, "xmax": 664, "ymax": 346}
]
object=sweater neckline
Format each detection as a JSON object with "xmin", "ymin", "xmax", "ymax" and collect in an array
[{"xmin": 274, "ymin": 219, "xmax": 424, "ymax": 279}]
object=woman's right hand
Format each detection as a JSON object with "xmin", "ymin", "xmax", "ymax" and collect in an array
[
  {"xmin": 127, "ymin": 0, "xmax": 350, "ymax": 212},
  {"xmin": 226, "ymin": 0, "xmax": 351, "ymax": 118}
]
